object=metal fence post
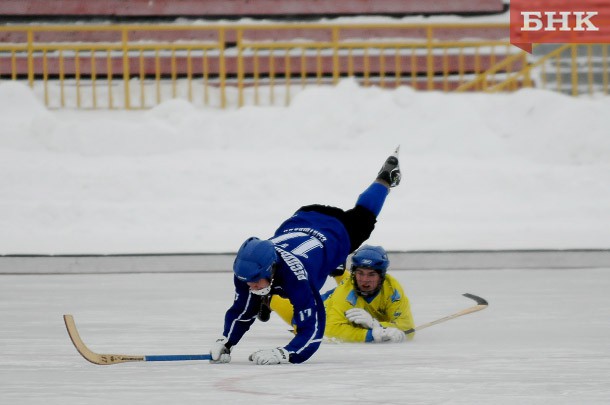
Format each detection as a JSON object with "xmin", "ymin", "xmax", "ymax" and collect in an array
[{"xmin": 122, "ymin": 28, "xmax": 131, "ymax": 109}]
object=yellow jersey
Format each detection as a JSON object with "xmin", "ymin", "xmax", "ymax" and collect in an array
[{"xmin": 323, "ymin": 273, "xmax": 415, "ymax": 342}]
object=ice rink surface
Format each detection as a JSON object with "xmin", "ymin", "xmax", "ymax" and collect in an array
[{"xmin": 2, "ymin": 267, "xmax": 609, "ymax": 405}]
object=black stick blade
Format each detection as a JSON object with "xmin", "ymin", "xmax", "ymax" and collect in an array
[{"xmin": 462, "ymin": 293, "xmax": 489, "ymax": 306}]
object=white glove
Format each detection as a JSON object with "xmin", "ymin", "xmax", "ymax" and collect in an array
[
  {"xmin": 249, "ymin": 347, "xmax": 291, "ymax": 365},
  {"xmin": 372, "ymin": 327, "xmax": 406, "ymax": 343},
  {"xmin": 345, "ymin": 308, "xmax": 380, "ymax": 329},
  {"xmin": 210, "ymin": 337, "xmax": 232, "ymax": 363}
]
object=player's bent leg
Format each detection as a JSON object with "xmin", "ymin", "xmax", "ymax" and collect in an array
[
  {"xmin": 342, "ymin": 204, "xmax": 378, "ymax": 252},
  {"xmin": 356, "ymin": 182, "xmax": 389, "ymax": 217},
  {"xmin": 270, "ymin": 295, "xmax": 295, "ymax": 327}
]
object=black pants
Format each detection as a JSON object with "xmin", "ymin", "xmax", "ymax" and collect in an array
[{"xmin": 298, "ymin": 204, "xmax": 377, "ymax": 253}]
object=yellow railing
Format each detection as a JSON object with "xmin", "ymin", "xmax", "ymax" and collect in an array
[
  {"xmin": 455, "ymin": 51, "xmax": 532, "ymax": 92},
  {"xmin": 0, "ymin": 22, "xmax": 517, "ymax": 109},
  {"xmin": 0, "ymin": 24, "xmax": 229, "ymax": 109},
  {"xmin": 457, "ymin": 43, "xmax": 610, "ymax": 96},
  {"xmin": 1, "ymin": 23, "xmax": 606, "ymax": 109}
]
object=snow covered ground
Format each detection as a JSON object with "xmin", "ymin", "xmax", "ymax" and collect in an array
[
  {"xmin": 1, "ymin": 80, "xmax": 609, "ymax": 254},
  {"xmin": 1, "ymin": 268, "xmax": 609, "ymax": 404}
]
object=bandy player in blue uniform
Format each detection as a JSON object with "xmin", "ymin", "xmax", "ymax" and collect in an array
[{"xmin": 210, "ymin": 147, "xmax": 401, "ymax": 365}]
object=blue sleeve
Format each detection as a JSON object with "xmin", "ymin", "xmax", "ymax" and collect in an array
[
  {"xmin": 280, "ymin": 276, "xmax": 326, "ymax": 364},
  {"xmin": 222, "ymin": 276, "xmax": 260, "ymax": 347}
]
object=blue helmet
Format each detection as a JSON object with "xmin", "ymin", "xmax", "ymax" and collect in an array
[
  {"xmin": 233, "ymin": 237, "xmax": 277, "ymax": 283},
  {"xmin": 350, "ymin": 245, "xmax": 390, "ymax": 277}
]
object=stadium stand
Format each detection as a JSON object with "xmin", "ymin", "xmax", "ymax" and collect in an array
[
  {"xmin": 1, "ymin": 0, "xmax": 518, "ymax": 107},
  {"xmin": 1, "ymin": 1, "xmax": 506, "ymax": 19}
]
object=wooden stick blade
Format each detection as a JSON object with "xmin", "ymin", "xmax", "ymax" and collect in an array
[{"xmin": 63, "ymin": 314, "xmax": 145, "ymax": 365}]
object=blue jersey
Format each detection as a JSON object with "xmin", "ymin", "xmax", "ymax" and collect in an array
[{"xmin": 222, "ymin": 210, "xmax": 351, "ymax": 364}]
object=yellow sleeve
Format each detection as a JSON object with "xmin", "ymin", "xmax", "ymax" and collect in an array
[
  {"xmin": 376, "ymin": 274, "xmax": 416, "ymax": 340},
  {"xmin": 324, "ymin": 282, "xmax": 369, "ymax": 343}
]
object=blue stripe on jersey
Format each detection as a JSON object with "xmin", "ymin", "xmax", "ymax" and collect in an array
[
  {"xmin": 295, "ymin": 309, "xmax": 321, "ymax": 355},
  {"xmin": 391, "ymin": 289, "xmax": 401, "ymax": 302},
  {"xmin": 226, "ymin": 290, "xmax": 253, "ymax": 340},
  {"xmin": 346, "ymin": 290, "xmax": 358, "ymax": 306}
]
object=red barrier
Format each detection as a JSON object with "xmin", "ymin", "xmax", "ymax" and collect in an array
[
  {"xmin": 1, "ymin": 53, "xmax": 523, "ymax": 77},
  {"xmin": 0, "ymin": 25, "xmax": 509, "ymax": 45}
]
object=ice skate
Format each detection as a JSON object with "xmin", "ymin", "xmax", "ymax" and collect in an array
[{"xmin": 376, "ymin": 146, "xmax": 401, "ymax": 188}]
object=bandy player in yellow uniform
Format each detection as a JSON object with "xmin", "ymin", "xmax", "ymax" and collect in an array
[{"xmin": 269, "ymin": 244, "xmax": 414, "ymax": 343}]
